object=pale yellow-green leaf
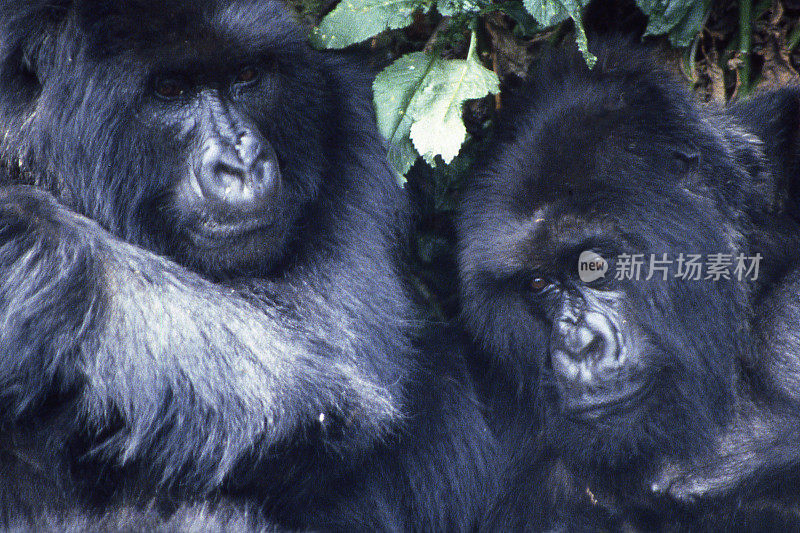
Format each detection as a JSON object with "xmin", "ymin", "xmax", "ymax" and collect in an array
[
  {"xmin": 372, "ymin": 32, "xmax": 499, "ymax": 175},
  {"xmin": 410, "ymin": 111, "xmax": 467, "ymax": 165},
  {"xmin": 311, "ymin": 0, "xmax": 421, "ymax": 49},
  {"xmin": 408, "ymin": 32, "xmax": 499, "ymax": 164}
]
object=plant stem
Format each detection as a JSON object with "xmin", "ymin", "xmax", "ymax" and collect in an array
[
  {"xmin": 423, "ymin": 16, "xmax": 451, "ymax": 54},
  {"xmin": 739, "ymin": 0, "xmax": 752, "ymax": 96},
  {"xmin": 789, "ymin": 22, "xmax": 800, "ymax": 51}
]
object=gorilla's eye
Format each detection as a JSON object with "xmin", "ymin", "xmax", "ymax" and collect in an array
[
  {"xmin": 154, "ymin": 77, "xmax": 186, "ymax": 99},
  {"xmin": 235, "ymin": 66, "xmax": 259, "ymax": 85},
  {"xmin": 530, "ymin": 277, "xmax": 550, "ymax": 293}
]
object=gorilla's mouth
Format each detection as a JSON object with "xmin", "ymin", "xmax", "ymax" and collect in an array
[
  {"xmin": 560, "ymin": 379, "xmax": 652, "ymax": 421},
  {"xmin": 185, "ymin": 214, "xmax": 275, "ymax": 247}
]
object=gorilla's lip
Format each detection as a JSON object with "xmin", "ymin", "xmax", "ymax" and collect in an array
[
  {"xmin": 185, "ymin": 214, "xmax": 274, "ymax": 247},
  {"xmin": 560, "ymin": 380, "xmax": 652, "ymax": 421}
]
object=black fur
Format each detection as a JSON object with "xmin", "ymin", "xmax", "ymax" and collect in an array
[
  {"xmin": 458, "ymin": 39, "xmax": 800, "ymax": 530},
  {"xmin": 0, "ymin": 1, "xmax": 497, "ymax": 530}
]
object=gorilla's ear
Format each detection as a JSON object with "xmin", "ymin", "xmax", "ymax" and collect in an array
[
  {"xmin": 728, "ymin": 87, "xmax": 800, "ymax": 212},
  {"xmin": 3, "ymin": 45, "xmax": 40, "ymax": 96},
  {"xmin": 669, "ymin": 139, "xmax": 716, "ymax": 195},
  {"xmin": 672, "ymin": 143, "xmax": 703, "ymax": 191}
]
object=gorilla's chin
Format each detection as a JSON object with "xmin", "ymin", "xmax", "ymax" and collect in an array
[
  {"xmin": 177, "ymin": 213, "xmax": 293, "ymax": 274},
  {"xmin": 185, "ymin": 213, "xmax": 277, "ymax": 248},
  {"xmin": 559, "ymin": 378, "xmax": 651, "ymax": 421}
]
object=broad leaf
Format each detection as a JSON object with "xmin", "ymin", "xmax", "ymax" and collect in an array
[
  {"xmin": 522, "ymin": 0, "xmax": 571, "ymax": 26},
  {"xmin": 373, "ymin": 32, "xmax": 499, "ymax": 178},
  {"xmin": 409, "ymin": 32, "xmax": 499, "ymax": 164},
  {"xmin": 373, "ymin": 52, "xmax": 437, "ymax": 177},
  {"xmin": 311, "ymin": 0, "xmax": 421, "ymax": 49},
  {"xmin": 637, "ymin": 0, "xmax": 709, "ymax": 47},
  {"xmin": 521, "ymin": 0, "xmax": 595, "ymax": 66}
]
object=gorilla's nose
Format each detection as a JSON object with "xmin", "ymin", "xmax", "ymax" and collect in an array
[
  {"xmin": 197, "ymin": 132, "xmax": 280, "ymax": 214},
  {"xmin": 551, "ymin": 314, "xmax": 621, "ymax": 380},
  {"xmin": 556, "ymin": 319, "xmax": 599, "ymax": 358}
]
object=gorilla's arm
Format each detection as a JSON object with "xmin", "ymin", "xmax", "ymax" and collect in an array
[
  {"xmin": 0, "ymin": 186, "xmax": 403, "ymax": 491},
  {"xmin": 652, "ymin": 268, "xmax": 800, "ymax": 502}
]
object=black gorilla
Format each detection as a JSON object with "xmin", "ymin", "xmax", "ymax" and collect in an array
[
  {"xmin": 0, "ymin": 0, "xmax": 497, "ymax": 529},
  {"xmin": 458, "ymin": 40, "xmax": 800, "ymax": 530}
]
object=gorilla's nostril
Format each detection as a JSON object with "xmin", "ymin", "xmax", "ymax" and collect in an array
[
  {"xmin": 582, "ymin": 336, "xmax": 604, "ymax": 358},
  {"xmin": 198, "ymin": 147, "xmax": 243, "ymax": 189},
  {"xmin": 212, "ymin": 164, "xmax": 249, "ymax": 199},
  {"xmin": 558, "ymin": 323, "xmax": 599, "ymax": 359}
]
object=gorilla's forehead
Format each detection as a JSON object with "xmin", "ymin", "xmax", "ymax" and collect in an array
[
  {"xmin": 463, "ymin": 206, "xmax": 624, "ymax": 276},
  {"xmin": 517, "ymin": 208, "xmax": 622, "ymax": 267},
  {"xmin": 75, "ymin": 0, "xmax": 304, "ymax": 61},
  {"xmin": 494, "ymin": 81, "xmax": 710, "ymax": 206},
  {"xmin": 529, "ymin": 118, "xmax": 685, "ymax": 197}
]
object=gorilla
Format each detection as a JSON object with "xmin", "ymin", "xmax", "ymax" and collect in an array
[
  {"xmin": 0, "ymin": 0, "xmax": 497, "ymax": 530},
  {"xmin": 458, "ymin": 39, "xmax": 800, "ymax": 530}
]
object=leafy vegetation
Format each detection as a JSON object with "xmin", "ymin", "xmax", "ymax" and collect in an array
[
  {"xmin": 311, "ymin": 0, "xmax": 713, "ymax": 179},
  {"xmin": 295, "ymin": 0, "xmax": 800, "ymax": 317}
]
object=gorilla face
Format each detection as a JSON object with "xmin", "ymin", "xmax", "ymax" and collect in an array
[
  {"xmin": 148, "ymin": 62, "xmax": 288, "ymax": 258},
  {"xmin": 534, "ymin": 272, "xmax": 649, "ymax": 420},
  {"xmin": 458, "ymin": 45, "xmax": 756, "ymax": 467},
  {"xmin": 462, "ymin": 177, "xmax": 741, "ymax": 469},
  {"xmin": 0, "ymin": 0, "xmax": 329, "ymax": 273}
]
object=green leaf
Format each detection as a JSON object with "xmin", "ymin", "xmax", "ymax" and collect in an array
[
  {"xmin": 637, "ymin": 0, "xmax": 709, "ymax": 47},
  {"xmin": 522, "ymin": 0, "xmax": 571, "ymax": 26},
  {"xmin": 436, "ymin": 0, "xmax": 484, "ymax": 17},
  {"xmin": 521, "ymin": 1, "xmax": 595, "ymax": 66},
  {"xmin": 666, "ymin": 0, "xmax": 709, "ymax": 47},
  {"xmin": 408, "ymin": 31, "xmax": 499, "ymax": 165},
  {"xmin": 372, "ymin": 32, "xmax": 499, "ymax": 177},
  {"xmin": 496, "ymin": 1, "xmax": 541, "ymax": 36},
  {"xmin": 373, "ymin": 52, "xmax": 437, "ymax": 177},
  {"xmin": 311, "ymin": 0, "xmax": 422, "ymax": 49},
  {"xmin": 637, "ymin": 0, "xmax": 689, "ymax": 35}
]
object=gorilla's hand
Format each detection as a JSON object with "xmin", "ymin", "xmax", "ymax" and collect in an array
[
  {"xmin": 650, "ymin": 408, "xmax": 785, "ymax": 504},
  {"xmin": 0, "ymin": 186, "xmax": 100, "ymax": 421},
  {"xmin": 650, "ymin": 459, "xmax": 728, "ymax": 504}
]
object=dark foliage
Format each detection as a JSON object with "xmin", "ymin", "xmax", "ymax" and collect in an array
[
  {"xmin": 458, "ymin": 37, "xmax": 800, "ymax": 530},
  {"xmin": 0, "ymin": 0, "xmax": 497, "ymax": 530}
]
